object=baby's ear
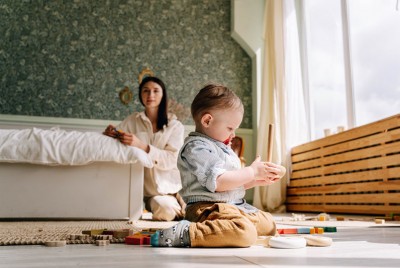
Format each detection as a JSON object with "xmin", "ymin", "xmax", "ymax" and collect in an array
[{"xmin": 201, "ymin": 113, "xmax": 213, "ymax": 127}]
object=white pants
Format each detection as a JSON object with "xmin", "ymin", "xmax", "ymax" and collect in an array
[{"xmin": 145, "ymin": 194, "xmax": 185, "ymax": 221}]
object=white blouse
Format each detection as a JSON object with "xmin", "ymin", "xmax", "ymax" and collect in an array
[{"xmin": 117, "ymin": 111, "xmax": 184, "ymax": 196}]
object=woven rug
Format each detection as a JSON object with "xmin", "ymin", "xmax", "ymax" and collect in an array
[{"xmin": 0, "ymin": 220, "xmax": 177, "ymax": 246}]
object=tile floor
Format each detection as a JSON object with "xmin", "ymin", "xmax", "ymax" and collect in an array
[{"xmin": 0, "ymin": 221, "xmax": 399, "ymax": 268}]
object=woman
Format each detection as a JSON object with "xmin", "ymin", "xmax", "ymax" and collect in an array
[{"xmin": 104, "ymin": 76, "xmax": 185, "ymax": 221}]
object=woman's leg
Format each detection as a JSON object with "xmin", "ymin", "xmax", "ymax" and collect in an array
[{"xmin": 146, "ymin": 195, "xmax": 183, "ymax": 221}]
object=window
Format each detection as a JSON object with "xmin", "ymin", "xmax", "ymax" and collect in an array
[
  {"xmin": 304, "ymin": 0, "xmax": 347, "ymax": 139},
  {"xmin": 302, "ymin": 0, "xmax": 400, "ymax": 139},
  {"xmin": 348, "ymin": 0, "xmax": 400, "ymax": 126}
]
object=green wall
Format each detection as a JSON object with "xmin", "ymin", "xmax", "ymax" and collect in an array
[{"xmin": 0, "ymin": 0, "xmax": 252, "ymax": 128}]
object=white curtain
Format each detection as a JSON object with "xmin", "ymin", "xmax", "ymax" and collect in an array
[{"xmin": 253, "ymin": 0, "xmax": 309, "ymax": 212}]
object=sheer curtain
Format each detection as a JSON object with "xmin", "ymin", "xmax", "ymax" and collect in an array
[{"xmin": 253, "ymin": 0, "xmax": 308, "ymax": 212}]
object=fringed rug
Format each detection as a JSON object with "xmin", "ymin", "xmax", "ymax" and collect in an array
[{"xmin": 0, "ymin": 220, "xmax": 177, "ymax": 246}]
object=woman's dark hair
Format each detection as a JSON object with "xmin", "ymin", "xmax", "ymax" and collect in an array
[{"xmin": 139, "ymin": 76, "xmax": 168, "ymax": 130}]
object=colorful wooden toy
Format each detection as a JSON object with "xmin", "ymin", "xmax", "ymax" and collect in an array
[
  {"xmin": 297, "ymin": 228, "xmax": 312, "ymax": 234},
  {"xmin": 277, "ymin": 228, "xmax": 297, "ymax": 234},
  {"xmin": 323, "ymin": 227, "xmax": 337, "ymax": 233},
  {"xmin": 125, "ymin": 233, "xmax": 151, "ymax": 245},
  {"xmin": 314, "ymin": 227, "xmax": 324, "ymax": 234}
]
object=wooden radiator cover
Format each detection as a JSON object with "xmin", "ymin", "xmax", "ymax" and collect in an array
[{"xmin": 287, "ymin": 114, "xmax": 400, "ymax": 216}]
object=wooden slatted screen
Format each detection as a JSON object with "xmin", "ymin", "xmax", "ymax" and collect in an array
[{"xmin": 287, "ymin": 114, "xmax": 400, "ymax": 216}]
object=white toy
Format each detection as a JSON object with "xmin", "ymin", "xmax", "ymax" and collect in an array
[{"xmin": 268, "ymin": 237, "xmax": 307, "ymax": 249}]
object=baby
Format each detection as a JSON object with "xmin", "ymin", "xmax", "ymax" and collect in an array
[{"xmin": 151, "ymin": 83, "xmax": 286, "ymax": 247}]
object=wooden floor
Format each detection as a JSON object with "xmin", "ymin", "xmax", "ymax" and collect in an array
[{"xmin": 1, "ymin": 218, "xmax": 399, "ymax": 268}]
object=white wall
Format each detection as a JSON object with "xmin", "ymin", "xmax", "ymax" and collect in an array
[
  {"xmin": 231, "ymin": 0, "xmax": 265, "ymax": 202},
  {"xmin": 231, "ymin": 0, "xmax": 265, "ymax": 160}
]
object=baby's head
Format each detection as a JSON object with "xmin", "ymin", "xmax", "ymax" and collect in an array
[{"xmin": 191, "ymin": 83, "xmax": 244, "ymax": 144}]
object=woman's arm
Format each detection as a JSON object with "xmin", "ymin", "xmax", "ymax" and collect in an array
[
  {"xmin": 119, "ymin": 132, "xmax": 150, "ymax": 153},
  {"xmin": 146, "ymin": 122, "xmax": 185, "ymax": 171}
]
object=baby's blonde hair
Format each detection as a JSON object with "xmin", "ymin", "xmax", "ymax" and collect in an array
[{"xmin": 191, "ymin": 83, "xmax": 244, "ymax": 126}]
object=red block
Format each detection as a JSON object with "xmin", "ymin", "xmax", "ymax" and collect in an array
[
  {"xmin": 143, "ymin": 236, "xmax": 151, "ymax": 245},
  {"xmin": 125, "ymin": 234, "xmax": 151, "ymax": 245},
  {"xmin": 281, "ymin": 228, "xmax": 298, "ymax": 234}
]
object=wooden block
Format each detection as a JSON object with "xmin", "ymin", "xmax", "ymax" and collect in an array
[
  {"xmin": 309, "ymin": 228, "xmax": 316, "ymax": 234},
  {"xmin": 68, "ymin": 234, "xmax": 81, "ymax": 240},
  {"xmin": 82, "ymin": 229, "xmax": 105, "ymax": 236},
  {"xmin": 303, "ymin": 235, "xmax": 332, "ymax": 247},
  {"xmin": 45, "ymin": 241, "xmax": 67, "ymax": 247},
  {"xmin": 125, "ymin": 235, "xmax": 143, "ymax": 245},
  {"xmin": 281, "ymin": 228, "xmax": 298, "ymax": 234},
  {"xmin": 77, "ymin": 234, "xmax": 90, "ymax": 240},
  {"xmin": 323, "ymin": 227, "xmax": 337, "ymax": 233},
  {"xmin": 143, "ymin": 236, "xmax": 151, "ymax": 245},
  {"xmin": 94, "ymin": 235, "xmax": 113, "ymax": 240},
  {"xmin": 297, "ymin": 228, "xmax": 312, "ymax": 234},
  {"xmin": 104, "ymin": 229, "xmax": 131, "ymax": 238},
  {"xmin": 314, "ymin": 227, "xmax": 324, "ymax": 234},
  {"xmin": 375, "ymin": 219, "xmax": 385, "ymax": 224},
  {"xmin": 336, "ymin": 216, "xmax": 345, "ymax": 221},
  {"xmin": 125, "ymin": 234, "xmax": 151, "ymax": 245},
  {"xmin": 96, "ymin": 240, "xmax": 110, "ymax": 246}
]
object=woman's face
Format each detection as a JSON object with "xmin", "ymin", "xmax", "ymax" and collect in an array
[{"xmin": 140, "ymin": 81, "xmax": 163, "ymax": 109}]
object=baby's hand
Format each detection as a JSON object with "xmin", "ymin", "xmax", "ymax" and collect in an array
[
  {"xmin": 263, "ymin": 162, "xmax": 286, "ymax": 182},
  {"xmin": 250, "ymin": 156, "xmax": 286, "ymax": 183}
]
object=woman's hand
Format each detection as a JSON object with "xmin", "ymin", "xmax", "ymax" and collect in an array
[
  {"xmin": 103, "ymin": 124, "xmax": 117, "ymax": 138},
  {"xmin": 119, "ymin": 132, "xmax": 150, "ymax": 153}
]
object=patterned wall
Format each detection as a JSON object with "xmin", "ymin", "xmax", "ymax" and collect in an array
[{"xmin": 0, "ymin": 0, "xmax": 252, "ymax": 128}]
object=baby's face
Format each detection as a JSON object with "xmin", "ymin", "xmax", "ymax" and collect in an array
[{"xmin": 203, "ymin": 108, "xmax": 243, "ymax": 145}]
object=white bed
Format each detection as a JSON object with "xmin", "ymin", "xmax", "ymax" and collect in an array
[{"xmin": 0, "ymin": 118, "xmax": 152, "ymax": 221}]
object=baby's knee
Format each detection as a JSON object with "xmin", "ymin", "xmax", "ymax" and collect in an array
[{"xmin": 236, "ymin": 224, "xmax": 258, "ymax": 247}]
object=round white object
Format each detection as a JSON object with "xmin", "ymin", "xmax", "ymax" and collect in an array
[{"xmin": 268, "ymin": 237, "xmax": 307, "ymax": 249}]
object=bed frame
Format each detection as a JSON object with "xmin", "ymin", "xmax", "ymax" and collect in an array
[
  {"xmin": 287, "ymin": 114, "xmax": 400, "ymax": 216},
  {"xmin": 0, "ymin": 116, "xmax": 143, "ymax": 221}
]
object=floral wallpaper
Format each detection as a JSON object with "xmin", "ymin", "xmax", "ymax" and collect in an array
[{"xmin": 0, "ymin": 0, "xmax": 252, "ymax": 128}]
